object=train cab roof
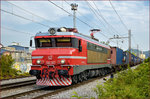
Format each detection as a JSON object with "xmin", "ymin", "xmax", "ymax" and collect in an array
[{"xmin": 35, "ymin": 27, "xmax": 110, "ymax": 49}]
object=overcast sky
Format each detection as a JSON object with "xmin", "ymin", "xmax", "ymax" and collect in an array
[{"xmin": 1, "ymin": 0, "xmax": 149, "ymax": 51}]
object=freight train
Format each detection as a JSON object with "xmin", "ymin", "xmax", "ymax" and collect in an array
[{"xmin": 29, "ymin": 27, "xmax": 142, "ymax": 86}]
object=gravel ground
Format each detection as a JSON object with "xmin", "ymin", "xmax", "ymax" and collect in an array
[
  {"xmin": 44, "ymin": 65, "xmax": 139, "ymax": 98},
  {"xmin": 0, "ymin": 76, "xmax": 36, "ymax": 85},
  {"xmin": 44, "ymin": 76, "xmax": 110, "ymax": 99}
]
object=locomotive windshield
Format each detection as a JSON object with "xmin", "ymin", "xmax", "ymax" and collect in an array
[{"xmin": 35, "ymin": 37, "xmax": 78, "ymax": 48}]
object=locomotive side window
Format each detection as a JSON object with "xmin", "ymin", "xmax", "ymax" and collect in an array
[{"xmin": 87, "ymin": 42, "xmax": 107, "ymax": 54}]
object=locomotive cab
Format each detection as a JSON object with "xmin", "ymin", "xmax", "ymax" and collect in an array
[{"xmin": 29, "ymin": 27, "xmax": 85, "ymax": 86}]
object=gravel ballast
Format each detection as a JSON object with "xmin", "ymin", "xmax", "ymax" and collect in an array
[
  {"xmin": 44, "ymin": 65, "xmax": 139, "ymax": 98},
  {"xmin": 44, "ymin": 76, "xmax": 110, "ymax": 98}
]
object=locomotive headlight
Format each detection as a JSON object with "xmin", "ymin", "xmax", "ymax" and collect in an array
[
  {"xmin": 36, "ymin": 60, "xmax": 41, "ymax": 64},
  {"xmin": 48, "ymin": 28, "xmax": 56, "ymax": 35},
  {"xmin": 61, "ymin": 59, "xmax": 65, "ymax": 64}
]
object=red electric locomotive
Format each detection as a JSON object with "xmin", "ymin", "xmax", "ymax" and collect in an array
[{"xmin": 29, "ymin": 27, "xmax": 112, "ymax": 86}]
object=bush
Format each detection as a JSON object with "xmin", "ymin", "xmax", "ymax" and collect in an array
[
  {"xmin": 144, "ymin": 57, "xmax": 150, "ymax": 63},
  {"xmin": 0, "ymin": 55, "xmax": 17, "ymax": 77},
  {"xmin": 94, "ymin": 62, "xmax": 150, "ymax": 98},
  {"xmin": 0, "ymin": 55, "xmax": 30, "ymax": 80}
]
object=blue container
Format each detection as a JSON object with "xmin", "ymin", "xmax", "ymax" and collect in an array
[
  {"xmin": 116, "ymin": 47, "xmax": 124, "ymax": 65},
  {"xmin": 124, "ymin": 51, "xmax": 130, "ymax": 65},
  {"xmin": 131, "ymin": 54, "xmax": 136, "ymax": 64}
]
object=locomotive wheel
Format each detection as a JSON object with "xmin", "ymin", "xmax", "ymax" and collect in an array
[
  {"xmin": 82, "ymin": 71, "xmax": 88, "ymax": 81},
  {"xmin": 78, "ymin": 73, "xmax": 83, "ymax": 82},
  {"xmin": 105, "ymin": 69, "xmax": 108, "ymax": 75},
  {"xmin": 86, "ymin": 70, "xmax": 90, "ymax": 78},
  {"xmin": 97, "ymin": 69, "xmax": 101, "ymax": 76},
  {"xmin": 72, "ymin": 75, "xmax": 78, "ymax": 84},
  {"xmin": 104, "ymin": 69, "xmax": 108, "ymax": 75},
  {"xmin": 101, "ymin": 69, "xmax": 105, "ymax": 76},
  {"xmin": 99, "ymin": 69, "xmax": 102, "ymax": 76},
  {"xmin": 95, "ymin": 69, "xmax": 99, "ymax": 77}
]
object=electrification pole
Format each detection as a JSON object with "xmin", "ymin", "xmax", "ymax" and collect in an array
[
  {"xmin": 107, "ymin": 29, "xmax": 131, "ymax": 64},
  {"xmin": 71, "ymin": 3, "xmax": 78, "ymax": 28},
  {"xmin": 128, "ymin": 30, "xmax": 131, "ymax": 64},
  {"xmin": 137, "ymin": 44, "xmax": 139, "ymax": 57}
]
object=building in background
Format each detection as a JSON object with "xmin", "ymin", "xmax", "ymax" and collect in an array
[
  {"xmin": 140, "ymin": 54, "xmax": 146, "ymax": 59},
  {"xmin": 0, "ymin": 42, "xmax": 32, "ymax": 72}
]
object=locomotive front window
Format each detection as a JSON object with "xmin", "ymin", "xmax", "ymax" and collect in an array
[
  {"xmin": 56, "ymin": 38, "xmax": 72, "ymax": 47},
  {"xmin": 36, "ymin": 38, "xmax": 52, "ymax": 47},
  {"xmin": 35, "ymin": 37, "xmax": 78, "ymax": 48}
]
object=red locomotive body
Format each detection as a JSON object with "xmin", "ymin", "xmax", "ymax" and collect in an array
[{"xmin": 29, "ymin": 27, "xmax": 112, "ymax": 86}]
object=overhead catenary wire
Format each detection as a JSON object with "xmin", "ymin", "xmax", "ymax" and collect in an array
[
  {"xmin": 85, "ymin": 1, "xmax": 127, "ymax": 46},
  {"xmin": 65, "ymin": 0, "xmax": 120, "ymax": 37},
  {"xmin": 2, "ymin": 26, "xmax": 32, "ymax": 35},
  {"xmin": 64, "ymin": 0, "xmax": 102, "ymax": 30},
  {"xmin": 6, "ymin": 1, "xmax": 59, "ymax": 26},
  {"xmin": 48, "ymin": 0, "xmax": 94, "ymax": 29},
  {"xmin": 109, "ymin": 0, "xmax": 128, "ymax": 31},
  {"xmin": 132, "ymin": 35, "xmax": 143, "ymax": 51},
  {"xmin": 92, "ymin": 1, "xmax": 122, "ymax": 36},
  {"xmin": 85, "ymin": 1, "xmax": 118, "ymax": 39},
  {"xmin": 64, "ymin": 0, "xmax": 113, "ymax": 37},
  {"xmin": 1, "ymin": 9, "xmax": 50, "ymax": 28},
  {"xmin": 91, "ymin": 1, "xmax": 129, "ymax": 48},
  {"xmin": 108, "ymin": 0, "xmax": 130, "ymax": 48},
  {"xmin": 2, "ymin": 1, "xmax": 129, "ymax": 49},
  {"xmin": 49, "ymin": 0, "xmax": 118, "ymax": 42},
  {"xmin": 85, "ymin": 1, "xmax": 109, "ymax": 32},
  {"xmin": 64, "ymin": 0, "xmax": 123, "ymax": 45},
  {"xmin": 48, "ymin": 0, "xmax": 111, "ymax": 39}
]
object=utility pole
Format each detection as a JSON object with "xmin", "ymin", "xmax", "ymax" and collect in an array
[
  {"xmin": 71, "ymin": 3, "xmax": 78, "ymax": 28},
  {"xmin": 117, "ymin": 40, "xmax": 119, "ymax": 48},
  {"xmin": 137, "ymin": 44, "xmax": 139, "ymax": 57},
  {"xmin": 128, "ymin": 30, "xmax": 131, "ymax": 64},
  {"xmin": 107, "ymin": 29, "xmax": 131, "ymax": 64}
]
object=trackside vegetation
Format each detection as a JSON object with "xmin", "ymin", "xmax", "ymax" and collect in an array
[
  {"xmin": 94, "ymin": 61, "xmax": 150, "ymax": 98},
  {"xmin": 0, "ymin": 55, "xmax": 30, "ymax": 80},
  {"xmin": 72, "ymin": 58, "xmax": 150, "ymax": 98}
]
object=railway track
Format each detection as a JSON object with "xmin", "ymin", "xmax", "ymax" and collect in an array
[
  {"xmin": 1, "ymin": 74, "xmax": 110, "ymax": 99},
  {"xmin": 1, "ymin": 79, "xmax": 36, "ymax": 91},
  {"xmin": 1, "ymin": 86, "xmax": 48, "ymax": 99},
  {"xmin": 1, "ymin": 65, "xmax": 138, "ymax": 99}
]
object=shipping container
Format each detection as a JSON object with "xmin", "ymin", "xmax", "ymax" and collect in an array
[{"xmin": 110, "ymin": 47, "xmax": 125, "ymax": 65}]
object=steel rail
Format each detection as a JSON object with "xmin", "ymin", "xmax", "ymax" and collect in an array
[
  {"xmin": 1, "ymin": 87, "xmax": 47, "ymax": 99},
  {"xmin": 1, "ymin": 79, "xmax": 36, "ymax": 91}
]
